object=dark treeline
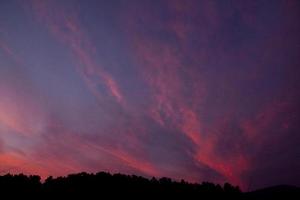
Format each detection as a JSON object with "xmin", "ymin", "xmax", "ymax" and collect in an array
[
  {"xmin": 0, "ymin": 171, "xmax": 241, "ymax": 199},
  {"xmin": 0, "ymin": 172, "xmax": 299, "ymax": 199}
]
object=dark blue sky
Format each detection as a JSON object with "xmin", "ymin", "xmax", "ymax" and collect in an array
[{"xmin": 0, "ymin": 0, "xmax": 299, "ymax": 190}]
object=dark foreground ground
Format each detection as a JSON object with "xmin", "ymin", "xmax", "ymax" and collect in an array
[{"xmin": 0, "ymin": 172, "xmax": 299, "ymax": 199}]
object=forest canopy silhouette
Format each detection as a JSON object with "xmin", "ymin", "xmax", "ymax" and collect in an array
[{"xmin": 0, "ymin": 172, "xmax": 299, "ymax": 199}]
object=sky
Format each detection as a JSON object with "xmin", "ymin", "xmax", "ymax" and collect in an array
[{"xmin": 0, "ymin": 0, "xmax": 299, "ymax": 191}]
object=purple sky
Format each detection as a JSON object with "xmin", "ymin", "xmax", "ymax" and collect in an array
[{"xmin": 0, "ymin": 0, "xmax": 299, "ymax": 190}]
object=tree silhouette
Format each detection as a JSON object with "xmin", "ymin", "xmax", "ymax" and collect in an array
[{"xmin": 0, "ymin": 171, "xmax": 299, "ymax": 199}]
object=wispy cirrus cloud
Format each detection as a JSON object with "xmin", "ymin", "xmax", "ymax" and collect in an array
[
  {"xmin": 122, "ymin": 0, "xmax": 264, "ymax": 188},
  {"xmin": 21, "ymin": 0, "xmax": 161, "ymax": 178},
  {"xmin": 0, "ymin": 41, "xmax": 46, "ymax": 137},
  {"xmin": 30, "ymin": 0, "xmax": 124, "ymax": 105},
  {"xmin": 0, "ymin": 0, "xmax": 299, "ymax": 191}
]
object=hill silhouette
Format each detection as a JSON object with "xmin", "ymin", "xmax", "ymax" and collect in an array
[
  {"xmin": 0, "ymin": 172, "xmax": 299, "ymax": 199},
  {"xmin": 243, "ymin": 185, "xmax": 300, "ymax": 200}
]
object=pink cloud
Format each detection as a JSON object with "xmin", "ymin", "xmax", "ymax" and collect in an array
[
  {"xmin": 29, "ymin": 1, "xmax": 166, "ymax": 178},
  {"xmin": 241, "ymin": 101, "xmax": 294, "ymax": 143},
  {"xmin": 30, "ymin": 121, "xmax": 160, "ymax": 179},
  {"xmin": 124, "ymin": 1, "xmax": 250, "ymax": 187}
]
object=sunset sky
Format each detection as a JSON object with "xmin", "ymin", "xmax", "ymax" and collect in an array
[{"xmin": 0, "ymin": 0, "xmax": 299, "ymax": 190}]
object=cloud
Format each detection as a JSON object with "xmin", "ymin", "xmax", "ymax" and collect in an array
[
  {"xmin": 30, "ymin": 0, "xmax": 124, "ymax": 105},
  {"xmin": 0, "ymin": 0, "xmax": 298, "ymax": 190},
  {"xmin": 241, "ymin": 99, "xmax": 300, "ymax": 189},
  {"xmin": 29, "ymin": 121, "xmax": 161, "ymax": 178},
  {"xmin": 0, "ymin": 138, "xmax": 3, "ymax": 154},
  {"xmin": 0, "ymin": 41, "xmax": 46, "ymax": 137},
  {"xmin": 122, "ymin": 1, "xmax": 252, "ymax": 187}
]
